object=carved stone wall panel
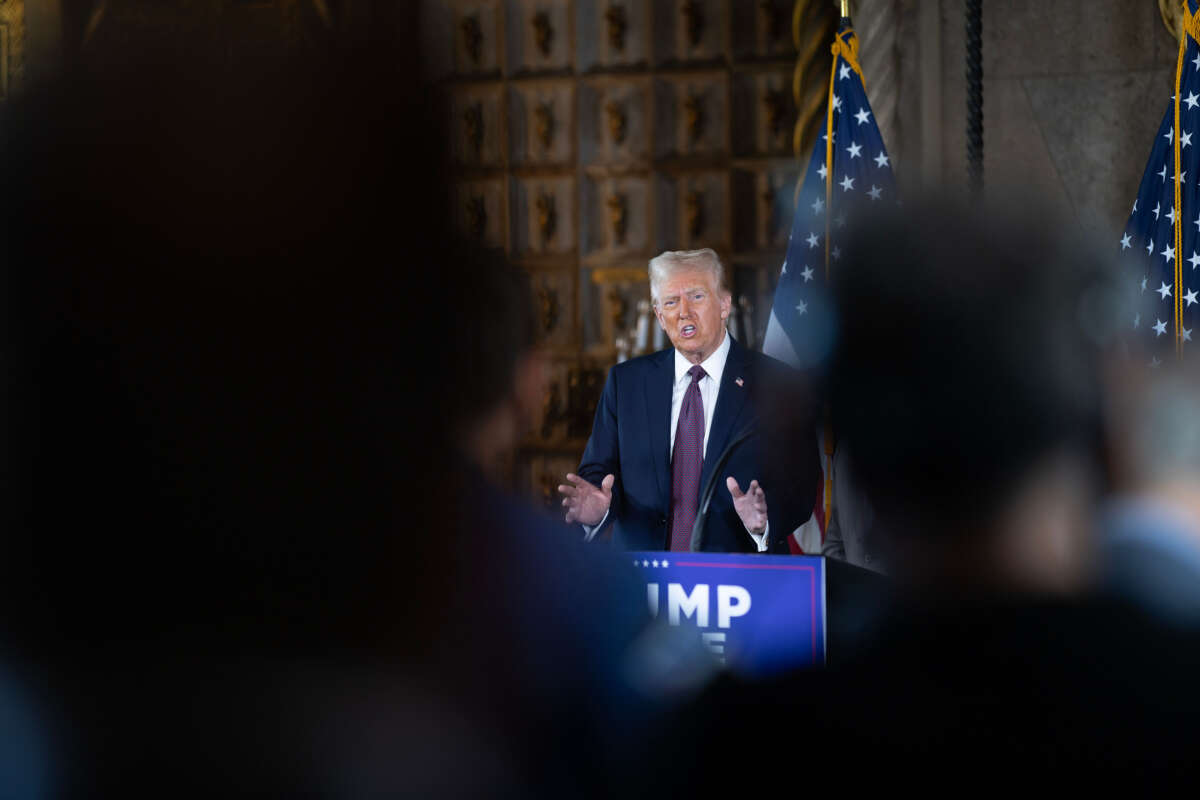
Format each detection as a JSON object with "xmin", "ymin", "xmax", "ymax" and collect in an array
[
  {"xmin": 732, "ymin": 69, "xmax": 794, "ymax": 156},
  {"xmin": 510, "ymin": 175, "xmax": 577, "ymax": 255},
  {"xmin": 505, "ymin": 0, "xmax": 573, "ymax": 76},
  {"xmin": 731, "ymin": 0, "xmax": 792, "ymax": 61},
  {"xmin": 452, "ymin": 178, "xmax": 508, "ymax": 248},
  {"xmin": 656, "ymin": 169, "xmax": 730, "ymax": 251},
  {"xmin": 509, "ymin": 79, "xmax": 575, "ymax": 166},
  {"xmin": 576, "ymin": 0, "xmax": 651, "ymax": 72},
  {"xmin": 0, "ymin": 0, "xmax": 25, "ymax": 101},
  {"xmin": 580, "ymin": 266, "xmax": 650, "ymax": 352},
  {"xmin": 732, "ymin": 165, "xmax": 799, "ymax": 251},
  {"xmin": 652, "ymin": 0, "xmax": 727, "ymax": 67},
  {"xmin": 442, "ymin": 1, "xmax": 503, "ymax": 77},
  {"xmin": 653, "ymin": 72, "xmax": 730, "ymax": 159},
  {"xmin": 579, "ymin": 77, "xmax": 651, "ymax": 165},
  {"xmin": 450, "ymin": 84, "xmax": 506, "ymax": 167},
  {"xmin": 527, "ymin": 266, "xmax": 577, "ymax": 351},
  {"xmin": 581, "ymin": 175, "xmax": 652, "ymax": 258}
]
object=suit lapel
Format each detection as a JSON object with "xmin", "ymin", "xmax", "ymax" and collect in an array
[
  {"xmin": 644, "ymin": 348, "xmax": 674, "ymax": 508},
  {"xmin": 700, "ymin": 336, "xmax": 751, "ymax": 494}
]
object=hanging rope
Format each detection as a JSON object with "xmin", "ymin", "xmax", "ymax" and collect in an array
[{"xmin": 966, "ymin": 0, "xmax": 983, "ymax": 194}]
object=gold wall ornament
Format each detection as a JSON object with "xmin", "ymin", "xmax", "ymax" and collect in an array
[
  {"xmin": 532, "ymin": 11, "xmax": 554, "ymax": 57},
  {"xmin": 604, "ymin": 100, "xmax": 627, "ymax": 144},
  {"xmin": 465, "ymin": 195, "xmax": 487, "ymax": 240},
  {"xmin": 681, "ymin": 0, "xmax": 704, "ymax": 48},
  {"xmin": 537, "ymin": 281, "xmax": 560, "ymax": 335},
  {"xmin": 1160, "ymin": 0, "xmax": 1185, "ymax": 41},
  {"xmin": 460, "ymin": 13, "xmax": 483, "ymax": 65},
  {"xmin": 763, "ymin": 87, "xmax": 789, "ymax": 140},
  {"xmin": 684, "ymin": 190, "xmax": 705, "ymax": 238},
  {"xmin": 763, "ymin": 188, "xmax": 782, "ymax": 240},
  {"xmin": 534, "ymin": 101, "xmax": 555, "ymax": 150},
  {"xmin": 605, "ymin": 4, "xmax": 628, "ymax": 51},
  {"xmin": 606, "ymin": 193, "xmax": 628, "ymax": 244},
  {"xmin": 0, "ymin": 0, "xmax": 25, "ymax": 101},
  {"xmin": 606, "ymin": 286, "xmax": 629, "ymax": 334},
  {"xmin": 684, "ymin": 92, "xmax": 705, "ymax": 143},
  {"xmin": 463, "ymin": 101, "xmax": 484, "ymax": 158},
  {"xmin": 535, "ymin": 190, "xmax": 557, "ymax": 243}
]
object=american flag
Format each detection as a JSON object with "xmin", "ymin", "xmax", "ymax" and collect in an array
[
  {"xmin": 1122, "ymin": 2, "xmax": 1200, "ymax": 364},
  {"xmin": 761, "ymin": 16, "xmax": 896, "ymax": 553}
]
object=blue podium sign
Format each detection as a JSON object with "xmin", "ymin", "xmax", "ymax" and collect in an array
[{"xmin": 630, "ymin": 552, "xmax": 826, "ymax": 675}]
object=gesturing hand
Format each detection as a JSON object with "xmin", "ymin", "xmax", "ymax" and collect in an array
[
  {"xmin": 727, "ymin": 477, "xmax": 768, "ymax": 535},
  {"xmin": 558, "ymin": 473, "xmax": 614, "ymax": 527}
]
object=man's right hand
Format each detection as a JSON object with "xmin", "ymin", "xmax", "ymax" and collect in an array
[{"xmin": 558, "ymin": 473, "xmax": 614, "ymax": 527}]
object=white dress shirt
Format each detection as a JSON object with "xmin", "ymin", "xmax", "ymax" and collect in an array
[{"xmin": 585, "ymin": 330, "xmax": 769, "ymax": 551}]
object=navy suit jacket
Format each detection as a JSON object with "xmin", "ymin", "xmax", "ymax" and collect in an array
[{"xmin": 578, "ymin": 335, "xmax": 819, "ymax": 553}]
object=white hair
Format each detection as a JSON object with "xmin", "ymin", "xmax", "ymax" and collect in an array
[{"xmin": 648, "ymin": 248, "xmax": 726, "ymax": 303}]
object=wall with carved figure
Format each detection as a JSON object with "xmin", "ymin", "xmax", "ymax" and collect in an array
[
  {"xmin": 425, "ymin": 0, "xmax": 853, "ymax": 508},
  {"xmin": 0, "ymin": 0, "xmax": 26, "ymax": 101}
]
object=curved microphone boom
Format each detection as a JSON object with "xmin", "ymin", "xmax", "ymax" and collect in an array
[{"xmin": 689, "ymin": 425, "xmax": 756, "ymax": 552}]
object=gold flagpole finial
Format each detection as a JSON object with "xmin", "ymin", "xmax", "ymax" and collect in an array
[{"xmin": 840, "ymin": 0, "xmax": 850, "ymax": 18}]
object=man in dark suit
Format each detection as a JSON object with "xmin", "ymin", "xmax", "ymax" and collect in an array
[{"xmin": 559, "ymin": 249, "xmax": 818, "ymax": 553}]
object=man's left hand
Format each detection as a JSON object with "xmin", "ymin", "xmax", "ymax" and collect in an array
[{"xmin": 727, "ymin": 477, "xmax": 767, "ymax": 535}]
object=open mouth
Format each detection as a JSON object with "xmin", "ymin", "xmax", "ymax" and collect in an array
[{"xmin": 680, "ymin": 324, "xmax": 697, "ymax": 338}]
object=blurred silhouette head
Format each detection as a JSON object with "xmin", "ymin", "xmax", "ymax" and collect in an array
[{"xmin": 828, "ymin": 197, "xmax": 1126, "ymax": 593}]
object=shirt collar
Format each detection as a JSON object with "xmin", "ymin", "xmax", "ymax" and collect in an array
[{"xmin": 674, "ymin": 329, "xmax": 731, "ymax": 386}]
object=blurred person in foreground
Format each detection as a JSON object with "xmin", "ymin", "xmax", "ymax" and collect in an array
[
  {"xmin": 633, "ymin": 198, "xmax": 1200, "ymax": 791},
  {"xmin": 0, "ymin": 37, "xmax": 649, "ymax": 796},
  {"xmin": 561, "ymin": 248, "xmax": 819, "ymax": 553},
  {"xmin": 1100, "ymin": 359, "xmax": 1200, "ymax": 626}
]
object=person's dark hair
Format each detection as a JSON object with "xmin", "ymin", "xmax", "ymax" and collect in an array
[{"xmin": 828, "ymin": 197, "xmax": 1125, "ymax": 535}]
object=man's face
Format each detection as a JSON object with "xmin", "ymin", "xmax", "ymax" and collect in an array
[{"xmin": 653, "ymin": 266, "xmax": 731, "ymax": 364}]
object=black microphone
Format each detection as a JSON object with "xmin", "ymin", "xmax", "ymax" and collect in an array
[{"xmin": 689, "ymin": 425, "xmax": 756, "ymax": 552}]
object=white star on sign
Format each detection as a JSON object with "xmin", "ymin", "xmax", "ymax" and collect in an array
[
  {"xmin": 818, "ymin": 163, "xmax": 828, "ymax": 180},
  {"xmin": 1167, "ymin": 206, "xmax": 1178, "ymax": 225},
  {"xmin": 1187, "ymin": 289, "xmax": 1199, "ymax": 307},
  {"xmin": 846, "ymin": 142, "xmax": 862, "ymax": 159},
  {"xmin": 1187, "ymin": 91, "xmax": 1199, "ymax": 110},
  {"xmin": 868, "ymin": 185, "xmax": 882, "ymax": 200},
  {"xmin": 1120, "ymin": 233, "xmax": 1132, "ymax": 249},
  {"xmin": 801, "ymin": 266, "xmax": 814, "ymax": 282},
  {"xmin": 642, "ymin": 559, "xmax": 650, "ymax": 566},
  {"xmin": 661, "ymin": 559, "xmax": 669, "ymax": 567},
  {"xmin": 1154, "ymin": 318, "xmax": 1168, "ymax": 336},
  {"xmin": 854, "ymin": 108, "xmax": 871, "ymax": 125},
  {"xmin": 840, "ymin": 175, "xmax": 855, "ymax": 191},
  {"xmin": 839, "ymin": 63, "xmax": 851, "ymax": 80},
  {"xmin": 1158, "ymin": 281, "xmax": 1173, "ymax": 299},
  {"xmin": 652, "ymin": 559, "xmax": 660, "ymax": 567},
  {"xmin": 1183, "ymin": 130, "xmax": 1193, "ymax": 149},
  {"xmin": 811, "ymin": 197, "xmax": 824, "ymax": 214},
  {"xmin": 806, "ymin": 232, "xmax": 819, "ymax": 248},
  {"xmin": 796, "ymin": 300, "xmax": 808, "ymax": 315},
  {"xmin": 874, "ymin": 152, "xmax": 889, "ymax": 169},
  {"xmin": 1162, "ymin": 244, "xmax": 1176, "ymax": 263}
]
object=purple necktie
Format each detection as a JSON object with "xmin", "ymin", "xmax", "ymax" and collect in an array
[{"xmin": 669, "ymin": 365, "xmax": 706, "ymax": 552}]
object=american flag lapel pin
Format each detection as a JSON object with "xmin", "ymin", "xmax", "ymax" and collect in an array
[{"xmin": 735, "ymin": 377, "xmax": 744, "ymax": 387}]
